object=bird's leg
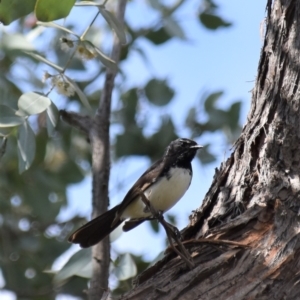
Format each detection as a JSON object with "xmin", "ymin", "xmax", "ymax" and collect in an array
[
  {"xmin": 139, "ymin": 191, "xmax": 194, "ymax": 269},
  {"xmin": 164, "ymin": 222, "xmax": 182, "ymax": 240}
]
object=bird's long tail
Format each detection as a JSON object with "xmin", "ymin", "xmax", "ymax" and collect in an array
[{"xmin": 68, "ymin": 205, "xmax": 122, "ymax": 248}]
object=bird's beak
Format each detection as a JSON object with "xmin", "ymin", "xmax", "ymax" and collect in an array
[{"xmin": 191, "ymin": 144, "xmax": 203, "ymax": 149}]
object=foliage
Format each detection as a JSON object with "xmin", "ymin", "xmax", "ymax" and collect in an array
[{"xmin": 0, "ymin": 0, "xmax": 238, "ymax": 299}]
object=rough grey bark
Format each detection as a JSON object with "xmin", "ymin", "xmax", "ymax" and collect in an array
[
  {"xmin": 120, "ymin": 1, "xmax": 300, "ymax": 299},
  {"xmin": 89, "ymin": 1, "xmax": 127, "ymax": 299}
]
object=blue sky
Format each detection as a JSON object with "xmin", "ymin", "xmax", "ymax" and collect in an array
[{"xmin": 1, "ymin": 0, "xmax": 267, "ymax": 299}]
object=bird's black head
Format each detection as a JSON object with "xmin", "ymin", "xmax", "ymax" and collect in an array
[{"xmin": 165, "ymin": 138, "xmax": 202, "ymax": 165}]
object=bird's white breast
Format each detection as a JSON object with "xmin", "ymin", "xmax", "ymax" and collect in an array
[{"xmin": 121, "ymin": 167, "xmax": 192, "ymax": 219}]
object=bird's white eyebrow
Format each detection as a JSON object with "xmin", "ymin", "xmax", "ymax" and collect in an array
[{"xmin": 180, "ymin": 139, "xmax": 191, "ymax": 143}]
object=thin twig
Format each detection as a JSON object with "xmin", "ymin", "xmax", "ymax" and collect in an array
[
  {"xmin": 81, "ymin": 11, "xmax": 100, "ymax": 40},
  {"xmin": 139, "ymin": 191, "xmax": 194, "ymax": 269}
]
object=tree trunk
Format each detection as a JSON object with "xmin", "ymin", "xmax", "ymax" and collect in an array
[
  {"xmin": 120, "ymin": 1, "xmax": 300, "ymax": 299},
  {"xmin": 89, "ymin": 1, "xmax": 127, "ymax": 299}
]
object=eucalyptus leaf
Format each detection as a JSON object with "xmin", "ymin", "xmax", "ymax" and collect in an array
[
  {"xmin": 64, "ymin": 76, "xmax": 92, "ymax": 111},
  {"xmin": 197, "ymin": 144, "xmax": 216, "ymax": 164},
  {"xmin": 37, "ymin": 21, "xmax": 79, "ymax": 38},
  {"xmin": 144, "ymin": 79, "xmax": 175, "ymax": 106},
  {"xmin": 54, "ymin": 249, "xmax": 92, "ymax": 282},
  {"xmin": 24, "ymin": 51, "xmax": 63, "ymax": 72},
  {"xmin": 0, "ymin": 127, "xmax": 13, "ymax": 137},
  {"xmin": 164, "ymin": 17, "xmax": 185, "ymax": 39},
  {"xmin": 0, "ymin": 105, "xmax": 25, "ymax": 128},
  {"xmin": 145, "ymin": 27, "xmax": 172, "ymax": 45},
  {"xmin": 148, "ymin": 0, "xmax": 162, "ymax": 10},
  {"xmin": 114, "ymin": 253, "xmax": 137, "ymax": 281},
  {"xmin": 46, "ymin": 101, "xmax": 59, "ymax": 136},
  {"xmin": 166, "ymin": 213, "xmax": 177, "ymax": 226},
  {"xmin": 0, "ymin": 0, "xmax": 36, "ymax": 25},
  {"xmin": 57, "ymin": 159, "xmax": 84, "ymax": 184},
  {"xmin": 149, "ymin": 118, "xmax": 178, "ymax": 159},
  {"xmin": 228, "ymin": 101, "xmax": 241, "ymax": 130},
  {"xmin": 121, "ymin": 88, "xmax": 138, "ymax": 125},
  {"xmin": 99, "ymin": 8, "xmax": 127, "ymax": 44},
  {"xmin": 84, "ymin": 41, "xmax": 117, "ymax": 71},
  {"xmin": 1, "ymin": 33, "xmax": 35, "ymax": 52},
  {"xmin": 18, "ymin": 92, "xmax": 51, "ymax": 115},
  {"xmin": 204, "ymin": 91, "xmax": 223, "ymax": 113},
  {"xmin": 199, "ymin": 12, "xmax": 232, "ymax": 30},
  {"xmin": 207, "ymin": 109, "xmax": 228, "ymax": 130},
  {"xmin": 110, "ymin": 225, "xmax": 123, "ymax": 242},
  {"xmin": 17, "ymin": 121, "xmax": 36, "ymax": 173},
  {"xmin": 35, "ymin": 0, "xmax": 76, "ymax": 22},
  {"xmin": 149, "ymin": 220, "xmax": 160, "ymax": 233},
  {"xmin": 115, "ymin": 128, "xmax": 148, "ymax": 158}
]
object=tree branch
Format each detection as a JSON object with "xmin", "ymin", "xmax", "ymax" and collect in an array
[
  {"xmin": 89, "ymin": 1, "xmax": 127, "ymax": 299},
  {"xmin": 60, "ymin": 110, "xmax": 92, "ymax": 136}
]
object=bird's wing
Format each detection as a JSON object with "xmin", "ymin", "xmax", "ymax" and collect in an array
[{"xmin": 116, "ymin": 158, "xmax": 165, "ymax": 217}]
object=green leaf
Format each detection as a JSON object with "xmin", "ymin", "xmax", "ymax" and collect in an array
[
  {"xmin": 166, "ymin": 213, "xmax": 177, "ymax": 226},
  {"xmin": 0, "ymin": 105, "xmax": 25, "ymax": 128},
  {"xmin": 207, "ymin": 109, "xmax": 228, "ymax": 130},
  {"xmin": 121, "ymin": 88, "xmax": 138, "ymax": 125},
  {"xmin": 18, "ymin": 92, "xmax": 51, "ymax": 115},
  {"xmin": 228, "ymin": 101, "xmax": 241, "ymax": 130},
  {"xmin": 164, "ymin": 17, "xmax": 185, "ymax": 39},
  {"xmin": 197, "ymin": 144, "xmax": 215, "ymax": 164},
  {"xmin": 36, "ymin": 21, "xmax": 79, "ymax": 37},
  {"xmin": 185, "ymin": 107, "xmax": 197, "ymax": 129},
  {"xmin": 199, "ymin": 12, "xmax": 232, "ymax": 30},
  {"xmin": 149, "ymin": 220, "xmax": 160, "ymax": 233},
  {"xmin": 0, "ymin": 0, "xmax": 36, "ymax": 25},
  {"xmin": 1, "ymin": 33, "xmax": 35, "ymax": 52},
  {"xmin": 17, "ymin": 121, "xmax": 36, "ymax": 173},
  {"xmin": 114, "ymin": 253, "xmax": 137, "ymax": 281},
  {"xmin": 145, "ymin": 27, "xmax": 172, "ymax": 45},
  {"xmin": 115, "ymin": 127, "xmax": 147, "ymax": 158},
  {"xmin": 83, "ymin": 40, "xmax": 117, "ymax": 71},
  {"xmin": 64, "ymin": 76, "xmax": 92, "ymax": 111},
  {"xmin": 204, "ymin": 91, "xmax": 223, "ymax": 113},
  {"xmin": 110, "ymin": 224, "xmax": 123, "ymax": 242},
  {"xmin": 57, "ymin": 276, "xmax": 89, "ymax": 296},
  {"xmin": 144, "ymin": 79, "xmax": 174, "ymax": 106},
  {"xmin": 24, "ymin": 51, "xmax": 63, "ymax": 72},
  {"xmin": 46, "ymin": 101, "xmax": 59, "ymax": 136},
  {"xmin": 149, "ymin": 118, "xmax": 178, "ymax": 159},
  {"xmin": 99, "ymin": 8, "xmax": 126, "ymax": 44},
  {"xmin": 54, "ymin": 249, "xmax": 92, "ymax": 282},
  {"xmin": 57, "ymin": 160, "xmax": 84, "ymax": 184},
  {"xmin": 35, "ymin": 0, "xmax": 76, "ymax": 22},
  {"xmin": 0, "ymin": 127, "xmax": 13, "ymax": 137},
  {"xmin": 202, "ymin": 0, "xmax": 218, "ymax": 10}
]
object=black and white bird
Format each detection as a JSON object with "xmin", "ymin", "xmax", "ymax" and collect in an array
[{"xmin": 68, "ymin": 138, "xmax": 202, "ymax": 248}]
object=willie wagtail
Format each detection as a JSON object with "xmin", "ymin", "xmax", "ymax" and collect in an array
[{"xmin": 68, "ymin": 138, "xmax": 202, "ymax": 248}]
